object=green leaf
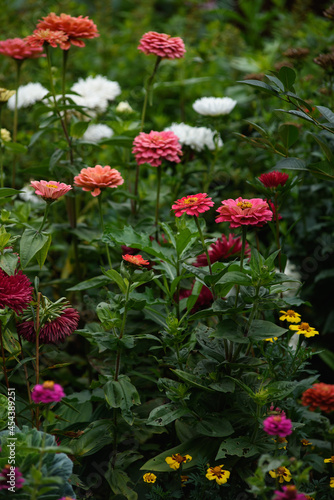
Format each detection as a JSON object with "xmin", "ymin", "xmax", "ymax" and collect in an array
[
  {"xmin": 211, "ymin": 319, "xmax": 249, "ymax": 344},
  {"xmin": 240, "ymin": 79, "xmax": 279, "ymax": 96},
  {"xmin": 0, "ymin": 188, "xmax": 20, "ymax": 198},
  {"xmin": 104, "ymin": 376, "xmax": 140, "ymax": 425},
  {"xmin": 318, "ymin": 349, "xmax": 334, "ymax": 371},
  {"xmin": 100, "ymin": 135, "xmax": 134, "ymax": 147},
  {"xmin": 70, "ymin": 121, "xmax": 89, "ymax": 138},
  {"xmin": 70, "ymin": 420, "xmax": 114, "ymax": 456},
  {"xmin": 146, "ymin": 402, "xmax": 189, "ymax": 426},
  {"xmin": 196, "ymin": 416, "xmax": 234, "ymax": 438},
  {"xmin": 105, "ymin": 469, "xmax": 137, "ymax": 500},
  {"xmin": 35, "ymin": 233, "xmax": 52, "ymax": 268},
  {"xmin": 276, "ymin": 109, "xmax": 317, "ymax": 124},
  {"xmin": 216, "ymin": 437, "xmax": 259, "ymax": 460},
  {"xmin": 0, "ymin": 252, "xmax": 18, "ymax": 275},
  {"xmin": 310, "ymin": 133, "xmax": 333, "ymax": 163},
  {"xmin": 279, "ymin": 123, "xmax": 299, "ymax": 149},
  {"xmin": 67, "ymin": 275, "xmax": 111, "ymax": 291},
  {"xmin": 274, "ymin": 157, "xmax": 307, "ymax": 171},
  {"xmin": 3, "ymin": 142, "xmax": 27, "ymax": 154},
  {"xmin": 20, "ymin": 229, "xmax": 50, "ymax": 268},
  {"xmin": 278, "ymin": 66, "xmax": 296, "ymax": 90},
  {"xmin": 102, "ymin": 268, "xmax": 127, "ymax": 294},
  {"xmin": 248, "ymin": 320, "xmax": 288, "ymax": 340},
  {"xmin": 216, "ymin": 271, "xmax": 252, "ymax": 286},
  {"xmin": 171, "ymin": 369, "xmax": 214, "ymax": 392},
  {"xmin": 244, "ymin": 120, "xmax": 269, "ymax": 138},
  {"xmin": 317, "ymin": 105, "xmax": 334, "ymax": 124},
  {"xmin": 186, "ymin": 281, "xmax": 203, "ymax": 312},
  {"xmin": 49, "ymin": 148, "xmax": 65, "ymax": 169},
  {"xmin": 176, "ymin": 227, "xmax": 195, "ymax": 257}
]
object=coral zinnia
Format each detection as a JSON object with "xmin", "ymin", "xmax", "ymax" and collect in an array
[
  {"xmin": 0, "ymin": 268, "xmax": 32, "ymax": 314},
  {"xmin": 31, "ymin": 380, "xmax": 65, "ymax": 404},
  {"xmin": 0, "ymin": 465, "xmax": 24, "ymax": 490},
  {"xmin": 122, "ymin": 254, "xmax": 150, "ymax": 267},
  {"xmin": 216, "ymin": 197, "xmax": 273, "ymax": 228},
  {"xmin": 263, "ymin": 414, "xmax": 293, "ymax": 437},
  {"xmin": 138, "ymin": 31, "xmax": 185, "ymax": 59},
  {"xmin": 165, "ymin": 453, "xmax": 192, "ymax": 470},
  {"xmin": 74, "ymin": 165, "xmax": 124, "ymax": 197},
  {"xmin": 171, "ymin": 193, "xmax": 214, "ymax": 217},
  {"xmin": 132, "ymin": 130, "xmax": 182, "ymax": 167},
  {"xmin": 206, "ymin": 465, "xmax": 230, "ymax": 485},
  {"xmin": 259, "ymin": 171, "xmax": 289, "ymax": 188},
  {"xmin": 301, "ymin": 382, "xmax": 334, "ymax": 413},
  {"xmin": 273, "ymin": 485, "xmax": 307, "ymax": 500},
  {"xmin": 30, "ymin": 180, "xmax": 72, "ymax": 201},
  {"xmin": 36, "ymin": 12, "xmax": 99, "ymax": 49},
  {"xmin": 0, "ymin": 37, "xmax": 44, "ymax": 60},
  {"xmin": 289, "ymin": 322, "xmax": 319, "ymax": 337},
  {"xmin": 194, "ymin": 233, "xmax": 251, "ymax": 267},
  {"xmin": 25, "ymin": 29, "xmax": 69, "ymax": 49}
]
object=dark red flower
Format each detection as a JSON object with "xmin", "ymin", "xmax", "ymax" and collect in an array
[
  {"xmin": 194, "ymin": 233, "xmax": 251, "ymax": 267},
  {"xmin": 179, "ymin": 282, "xmax": 213, "ymax": 312},
  {"xmin": 258, "ymin": 171, "xmax": 289, "ymax": 188},
  {"xmin": 17, "ymin": 307, "xmax": 79, "ymax": 344},
  {"xmin": 301, "ymin": 383, "xmax": 334, "ymax": 413},
  {"xmin": 0, "ymin": 268, "xmax": 33, "ymax": 314}
]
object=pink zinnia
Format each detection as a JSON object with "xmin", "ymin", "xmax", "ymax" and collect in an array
[
  {"xmin": 0, "ymin": 268, "xmax": 33, "ymax": 315},
  {"xmin": 259, "ymin": 171, "xmax": 289, "ymax": 188},
  {"xmin": 74, "ymin": 165, "xmax": 124, "ymax": 197},
  {"xmin": 272, "ymin": 485, "xmax": 307, "ymax": 500},
  {"xmin": 36, "ymin": 12, "xmax": 99, "ymax": 49},
  {"xmin": 0, "ymin": 465, "xmax": 24, "ymax": 490},
  {"xmin": 171, "ymin": 193, "xmax": 214, "ymax": 217},
  {"xmin": 216, "ymin": 197, "xmax": 273, "ymax": 228},
  {"xmin": 263, "ymin": 414, "xmax": 293, "ymax": 437},
  {"xmin": 30, "ymin": 180, "xmax": 72, "ymax": 201},
  {"xmin": 138, "ymin": 31, "xmax": 185, "ymax": 59},
  {"xmin": 25, "ymin": 29, "xmax": 69, "ymax": 49},
  {"xmin": 17, "ymin": 307, "xmax": 79, "ymax": 344},
  {"xmin": 194, "ymin": 233, "xmax": 251, "ymax": 267},
  {"xmin": 31, "ymin": 380, "xmax": 65, "ymax": 404},
  {"xmin": 132, "ymin": 130, "xmax": 182, "ymax": 167},
  {"xmin": 0, "ymin": 38, "xmax": 44, "ymax": 60}
]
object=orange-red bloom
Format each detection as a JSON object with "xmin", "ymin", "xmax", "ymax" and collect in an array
[
  {"xmin": 30, "ymin": 180, "xmax": 72, "ymax": 201},
  {"xmin": 171, "ymin": 193, "xmax": 214, "ymax": 217},
  {"xmin": 138, "ymin": 31, "xmax": 185, "ymax": 59},
  {"xmin": 74, "ymin": 165, "xmax": 124, "ymax": 197},
  {"xmin": 301, "ymin": 383, "xmax": 334, "ymax": 413},
  {"xmin": 122, "ymin": 254, "xmax": 150, "ymax": 267},
  {"xmin": 25, "ymin": 29, "xmax": 69, "ymax": 49},
  {"xmin": 0, "ymin": 38, "xmax": 44, "ymax": 60}
]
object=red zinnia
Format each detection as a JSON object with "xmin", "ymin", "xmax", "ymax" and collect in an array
[
  {"xmin": 171, "ymin": 193, "xmax": 214, "ymax": 217},
  {"xmin": 74, "ymin": 165, "xmax": 124, "ymax": 197},
  {"xmin": 194, "ymin": 233, "xmax": 251, "ymax": 267},
  {"xmin": 216, "ymin": 197, "xmax": 273, "ymax": 228},
  {"xmin": 36, "ymin": 12, "xmax": 99, "ymax": 49},
  {"xmin": 301, "ymin": 383, "xmax": 334, "ymax": 413},
  {"xmin": 122, "ymin": 254, "xmax": 150, "ymax": 267},
  {"xmin": 132, "ymin": 130, "xmax": 182, "ymax": 167},
  {"xmin": 17, "ymin": 307, "xmax": 79, "ymax": 344},
  {"xmin": 138, "ymin": 31, "xmax": 186, "ymax": 59},
  {"xmin": 25, "ymin": 29, "xmax": 69, "ymax": 49},
  {"xmin": 0, "ymin": 268, "xmax": 33, "ymax": 315},
  {"xmin": 259, "ymin": 171, "xmax": 289, "ymax": 188},
  {"xmin": 0, "ymin": 38, "xmax": 44, "ymax": 60}
]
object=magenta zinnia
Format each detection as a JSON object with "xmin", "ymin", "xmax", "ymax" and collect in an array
[
  {"xmin": 171, "ymin": 193, "xmax": 214, "ymax": 217},
  {"xmin": 138, "ymin": 31, "xmax": 186, "ymax": 59},
  {"xmin": 31, "ymin": 380, "xmax": 65, "ymax": 404},
  {"xmin": 216, "ymin": 197, "xmax": 273, "ymax": 227},
  {"xmin": 0, "ymin": 465, "xmax": 24, "ymax": 490},
  {"xmin": 272, "ymin": 485, "xmax": 307, "ymax": 500},
  {"xmin": 0, "ymin": 268, "xmax": 33, "ymax": 314},
  {"xmin": 132, "ymin": 130, "xmax": 182, "ymax": 167},
  {"xmin": 194, "ymin": 233, "xmax": 251, "ymax": 267},
  {"xmin": 259, "ymin": 171, "xmax": 289, "ymax": 188},
  {"xmin": 263, "ymin": 414, "xmax": 293, "ymax": 437}
]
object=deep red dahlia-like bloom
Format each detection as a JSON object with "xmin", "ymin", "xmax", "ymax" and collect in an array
[
  {"xmin": 266, "ymin": 199, "xmax": 282, "ymax": 222},
  {"xmin": 0, "ymin": 268, "xmax": 33, "ymax": 314},
  {"xmin": 0, "ymin": 465, "xmax": 24, "ymax": 490},
  {"xmin": 138, "ymin": 31, "xmax": 186, "ymax": 59},
  {"xmin": 171, "ymin": 193, "xmax": 214, "ymax": 217},
  {"xmin": 0, "ymin": 38, "xmax": 44, "ymax": 60},
  {"xmin": 132, "ymin": 130, "xmax": 182, "ymax": 167},
  {"xmin": 25, "ymin": 29, "xmax": 69, "ymax": 49},
  {"xmin": 122, "ymin": 254, "xmax": 150, "ymax": 267},
  {"xmin": 74, "ymin": 165, "xmax": 124, "ymax": 197},
  {"xmin": 17, "ymin": 307, "xmax": 79, "ymax": 344},
  {"xmin": 263, "ymin": 414, "xmax": 293, "ymax": 437},
  {"xmin": 179, "ymin": 282, "xmax": 213, "ymax": 312},
  {"xmin": 194, "ymin": 233, "xmax": 251, "ymax": 267},
  {"xmin": 30, "ymin": 180, "xmax": 72, "ymax": 201},
  {"xmin": 273, "ymin": 485, "xmax": 307, "ymax": 500},
  {"xmin": 36, "ymin": 12, "xmax": 99, "ymax": 49},
  {"xmin": 216, "ymin": 197, "xmax": 273, "ymax": 228},
  {"xmin": 301, "ymin": 383, "xmax": 334, "ymax": 413},
  {"xmin": 258, "ymin": 171, "xmax": 289, "ymax": 188},
  {"xmin": 31, "ymin": 380, "xmax": 65, "ymax": 404}
]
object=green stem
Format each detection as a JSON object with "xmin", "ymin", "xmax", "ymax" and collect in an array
[
  {"xmin": 155, "ymin": 165, "xmax": 162, "ymax": 240},
  {"xmin": 11, "ymin": 60, "xmax": 22, "ymax": 188},
  {"xmin": 97, "ymin": 192, "xmax": 112, "ymax": 269},
  {"xmin": 62, "ymin": 49, "xmax": 69, "ymax": 107},
  {"xmin": 203, "ymin": 142, "xmax": 219, "ymax": 192},
  {"xmin": 194, "ymin": 216, "xmax": 215, "ymax": 299},
  {"xmin": 38, "ymin": 202, "xmax": 51, "ymax": 233},
  {"xmin": 35, "ymin": 292, "xmax": 41, "ymax": 430},
  {"xmin": 0, "ymin": 106, "xmax": 3, "ymax": 188},
  {"xmin": 114, "ymin": 282, "xmax": 130, "ymax": 382},
  {"xmin": 0, "ymin": 323, "xmax": 9, "ymax": 390},
  {"xmin": 234, "ymin": 226, "xmax": 247, "ymax": 308},
  {"xmin": 274, "ymin": 192, "xmax": 282, "ymax": 272},
  {"xmin": 176, "ymin": 258, "xmax": 180, "ymax": 321}
]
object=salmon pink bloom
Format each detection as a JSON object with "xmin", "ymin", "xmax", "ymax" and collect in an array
[
  {"xmin": 25, "ymin": 29, "xmax": 69, "ymax": 49},
  {"xmin": 30, "ymin": 180, "xmax": 72, "ymax": 201},
  {"xmin": 32, "ymin": 381, "xmax": 65, "ymax": 404},
  {"xmin": 36, "ymin": 12, "xmax": 99, "ymax": 49},
  {"xmin": 263, "ymin": 414, "xmax": 293, "ymax": 437},
  {"xmin": 172, "ymin": 193, "xmax": 214, "ymax": 217},
  {"xmin": 216, "ymin": 197, "xmax": 273, "ymax": 228},
  {"xmin": 138, "ymin": 31, "xmax": 185, "ymax": 59},
  {"xmin": 74, "ymin": 165, "xmax": 124, "ymax": 197},
  {"xmin": 0, "ymin": 268, "xmax": 33, "ymax": 315},
  {"xmin": 273, "ymin": 485, "xmax": 307, "ymax": 500},
  {"xmin": 259, "ymin": 171, "xmax": 289, "ymax": 188},
  {"xmin": 301, "ymin": 382, "xmax": 334, "ymax": 413},
  {"xmin": 194, "ymin": 233, "xmax": 251, "ymax": 266},
  {"xmin": 122, "ymin": 254, "xmax": 150, "ymax": 267},
  {"xmin": 0, "ymin": 38, "xmax": 44, "ymax": 60},
  {"xmin": 132, "ymin": 131, "xmax": 182, "ymax": 167}
]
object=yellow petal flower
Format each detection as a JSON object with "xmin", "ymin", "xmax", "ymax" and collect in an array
[
  {"xmin": 206, "ymin": 465, "xmax": 230, "ymax": 485},
  {"xmin": 143, "ymin": 473, "xmax": 157, "ymax": 483},
  {"xmin": 279, "ymin": 309, "xmax": 301, "ymax": 323}
]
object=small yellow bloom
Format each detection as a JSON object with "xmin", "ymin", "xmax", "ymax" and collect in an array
[
  {"xmin": 0, "ymin": 88, "xmax": 15, "ymax": 103},
  {"xmin": 143, "ymin": 473, "xmax": 157, "ymax": 483},
  {"xmin": 265, "ymin": 337, "xmax": 278, "ymax": 342},
  {"xmin": 206, "ymin": 465, "xmax": 230, "ymax": 485},
  {"xmin": 289, "ymin": 322, "xmax": 319, "ymax": 338},
  {"xmin": 165, "ymin": 453, "xmax": 192, "ymax": 470},
  {"xmin": 269, "ymin": 466, "xmax": 292, "ymax": 483},
  {"xmin": 324, "ymin": 456, "xmax": 334, "ymax": 463},
  {"xmin": 330, "ymin": 477, "xmax": 334, "ymax": 488},
  {"xmin": 301, "ymin": 439, "xmax": 312, "ymax": 446},
  {"xmin": 279, "ymin": 309, "xmax": 301, "ymax": 323}
]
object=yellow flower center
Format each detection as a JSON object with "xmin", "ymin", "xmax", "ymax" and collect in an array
[
  {"xmin": 237, "ymin": 201, "xmax": 252, "ymax": 209},
  {"xmin": 42, "ymin": 381, "xmax": 55, "ymax": 390},
  {"xmin": 46, "ymin": 183, "xmax": 58, "ymax": 189},
  {"xmin": 287, "ymin": 310, "xmax": 297, "ymax": 315},
  {"xmin": 276, "ymin": 467, "xmax": 286, "ymax": 476},
  {"xmin": 184, "ymin": 197, "xmax": 198, "ymax": 204},
  {"xmin": 300, "ymin": 322, "xmax": 310, "ymax": 330},
  {"xmin": 211, "ymin": 466, "xmax": 223, "ymax": 476}
]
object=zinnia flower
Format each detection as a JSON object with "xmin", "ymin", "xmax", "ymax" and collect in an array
[
  {"xmin": 0, "ymin": 37, "xmax": 44, "ymax": 60},
  {"xmin": 164, "ymin": 122, "xmax": 223, "ymax": 152},
  {"xmin": 272, "ymin": 485, "xmax": 308, "ymax": 500},
  {"xmin": 25, "ymin": 29, "xmax": 69, "ymax": 49},
  {"xmin": 31, "ymin": 380, "xmax": 65, "ymax": 404},
  {"xmin": 216, "ymin": 197, "xmax": 273, "ymax": 228},
  {"xmin": 82, "ymin": 124, "xmax": 113, "ymax": 143},
  {"xmin": 74, "ymin": 165, "xmax": 124, "ymax": 197},
  {"xmin": 0, "ymin": 465, "xmax": 24, "ymax": 490},
  {"xmin": 263, "ymin": 415, "xmax": 293, "ymax": 437},
  {"xmin": 324, "ymin": 456, "xmax": 334, "ymax": 463},
  {"xmin": 143, "ymin": 473, "xmax": 157, "ymax": 483},
  {"xmin": 192, "ymin": 96, "xmax": 237, "ymax": 116},
  {"xmin": 206, "ymin": 465, "xmax": 230, "ymax": 485},
  {"xmin": 138, "ymin": 31, "xmax": 185, "ymax": 59},
  {"xmin": 0, "ymin": 268, "xmax": 32, "ymax": 314},
  {"xmin": 71, "ymin": 75, "xmax": 121, "ymax": 113},
  {"xmin": 259, "ymin": 171, "xmax": 289, "ymax": 188},
  {"xmin": 301, "ymin": 439, "xmax": 311, "ymax": 446},
  {"xmin": 36, "ymin": 12, "xmax": 99, "ymax": 49},
  {"xmin": 132, "ymin": 130, "xmax": 182, "ymax": 167},
  {"xmin": 265, "ymin": 337, "xmax": 278, "ymax": 342},
  {"xmin": 269, "ymin": 467, "xmax": 292, "ymax": 483},
  {"xmin": 301, "ymin": 382, "xmax": 334, "ymax": 413},
  {"xmin": 194, "ymin": 233, "xmax": 250, "ymax": 267},
  {"xmin": 7, "ymin": 83, "xmax": 49, "ymax": 110},
  {"xmin": 165, "ymin": 453, "xmax": 192, "ymax": 470},
  {"xmin": 289, "ymin": 322, "xmax": 319, "ymax": 337},
  {"xmin": 122, "ymin": 254, "xmax": 150, "ymax": 267},
  {"xmin": 171, "ymin": 193, "xmax": 214, "ymax": 217},
  {"xmin": 279, "ymin": 310, "xmax": 301, "ymax": 323},
  {"xmin": 30, "ymin": 180, "xmax": 72, "ymax": 201}
]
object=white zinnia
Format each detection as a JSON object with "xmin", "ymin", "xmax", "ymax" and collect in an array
[
  {"xmin": 116, "ymin": 101, "xmax": 134, "ymax": 114},
  {"xmin": 71, "ymin": 75, "xmax": 121, "ymax": 113},
  {"xmin": 192, "ymin": 96, "xmax": 237, "ymax": 116},
  {"xmin": 164, "ymin": 123, "xmax": 223, "ymax": 152},
  {"xmin": 82, "ymin": 124, "xmax": 114, "ymax": 143},
  {"xmin": 7, "ymin": 83, "xmax": 49, "ymax": 110}
]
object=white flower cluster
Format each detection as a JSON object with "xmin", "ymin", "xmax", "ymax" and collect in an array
[
  {"xmin": 7, "ymin": 83, "xmax": 48, "ymax": 110},
  {"xmin": 192, "ymin": 96, "xmax": 237, "ymax": 116},
  {"xmin": 0, "ymin": 128, "xmax": 11, "ymax": 143},
  {"xmin": 70, "ymin": 75, "xmax": 121, "ymax": 114},
  {"xmin": 82, "ymin": 124, "xmax": 114, "ymax": 143},
  {"xmin": 165, "ymin": 122, "xmax": 223, "ymax": 152}
]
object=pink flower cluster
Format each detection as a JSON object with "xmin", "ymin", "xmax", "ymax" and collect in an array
[
  {"xmin": 32, "ymin": 381, "xmax": 65, "ymax": 404},
  {"xmin": 138, "ymin": 31, "xmax": 186, "ymax": 59},
  {"xmin": 263, "ymin": 414, "xmax": 293, "ymax": 437},
  {"xmin": 132, "ymin": 130, "xmax": 182, "ymax": 167},
  {"xmin": 0, "ymin": 37, "xmax": 44, "ymax": 60},
  {"xmin": 74, "ymin": 165, "xmax": 124, "ymax": 197}
]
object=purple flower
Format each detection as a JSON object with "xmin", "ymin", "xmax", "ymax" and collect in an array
[
  {"xmin": 31, "ymin": 381, "xmax": 65, "ymax": 404},
  {"xmin": 263, "ymin": 414, "xmax": 293, "ymax": 438},
  {"xmin": 272, "ymin": 485, "xmax": 308, "ymax": 500},
  {"xmin": 0, "ymin": 465, "xmax": 24, "ymax": 490}
]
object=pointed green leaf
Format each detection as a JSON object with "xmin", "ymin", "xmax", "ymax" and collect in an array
[
  {"xmin": 279, "ymin": 123, "xmax": 299, "ymax": 149},
  {"xmin": 278, "ymin": 66, "xmax": 296, "ymax": 90},
  {"xmin": 20, "ymin": 229, "xmax": 50, "ymax": 268},
  {"xmin": 35, "ymin": 233, "xmax": 52, "ymax": 268}
]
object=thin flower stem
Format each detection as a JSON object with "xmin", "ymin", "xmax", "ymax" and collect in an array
[
  {"xmin": 17, "ymin": 331, "xmax": 34, "ymax": 424},
  {"xmin": 0, "ymin": 323, "xmax": 9, "ymax": 390},
  {"xmin": 97, "ymin": 192, "xmax": 112, "ymax": 269},
  {"xmin": 62, "ymin": 49, "xmax": 69, "ymax": 107},
  {"xmin": 35, "ymin": 292, "xmax": 41, "ymax": 430},
  {"xmin": 194, "ymin": 217, "xmax": 216, "ymax": 299},
  {"xmin": 234, "ymin": 226, "xmax": 247, "ymax": 308},
  {"xmin": 155, "ymin": 165, "xmax": 162, "ymax": 240},
  {"xmin": 0, "ymin": 106, "xmax": 3, "ymax": 189},
  {"xmin": 11, "ymin": 60, "xmax": 22, "ymax": 188},
  {"xmin": 114, "ymin": 281, "xmax": 130, "ymax": 382},
  {"xmin": 203, "ymin": 141, "xmax": 219, "ymax": 192},
  {"xmin": 176, "ymin": 258, "xmax": 180, "ymax": 321},
  {"xmin": 274, "ymin": 192, "xmax": 282, "ymax": 272},
  {"xmin": 38, "ymin": 202, "xmax": 50, "ymax": 233}
]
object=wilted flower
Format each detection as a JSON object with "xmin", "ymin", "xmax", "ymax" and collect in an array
[
  {"xmin": 273, "ymin": 485, "xmax": 308, "ymax": 500},
  {"xmin": 192, "ymin": 96, "xmax": 237, "ymax": 116},
  {"xmin": 289, "ymin": 322, "xmax": 319, "ymax": 337},
  {"xmin": 314, "ymin": 53, "xmax": 334, "ymax": 72},
  {"xmin": 7, "ymin": 82, "xmax": 49, "ymax": 110},
  {"xmin": 0, "ymin": 129, "xmax": 11, "ymax": 143},
  {"xmin": 132, "ymin": 130, "xmax": 182, "ymax": 167},
  {"xmin": 216, "ymin": 197, "xmax": 273, "ymax": 227},
  {"xmin": 0, "ymin": 465, "xmax": 24, "ymax": 490},
  {"xmin": 143, "ymin": 473, "xmax": 157, "ymax": 483},
  {"xmin": 283, "ymin": 48, "xmax": 310, "ymax": 60},
  {"xmin": 206, "ymin": 465, "xmax": 230, "ymax": 485},
  {"xmin": 0, "ymin": 88, "xmax": 15, "ymax": 103},
  {"xmin": 165, "ymin": 453, "xmax": 192, "ymax": 470},
  {"xmin": 258, "ymin": 171, "xmax": 289, "ymax": 188},
  {"xmin": 263, "ymin": 414, "xmax": 293, "ymax": 437},
  {"xmin": 0, "ymin": 268, "xmax": 33, "ymax": 315},
  {"xmin": 25, "ymin": 29, "xmax": 69, "ymax": 49},
  {"xmin": 138, "ymin": 31, "xmax": 185, "ymax": 59},
  {"xmin": 82, "ymin": 123, "xmax": 113, "ymax": 143},
  {"xmin": 301, "ymin": 382, "xmax": 334, "ymax": 413},
  {"xmin": 279, "ymin": 309, "xmax": 301, "ymax": 323},
  {"xmin": 269, "ymin": 467, "xmax": 292, "ymax": 483},
  {"xmin": 74, "ymin": 165, "xmax": 124, "ymax": 197},
  {"xmin": 164, "ymin": 122, "xmax": 223, "ymax": 152},
  {"xmin": 122, "ymin": 254, "xmax": 150, "ymax": 267},
  {"xmin": 194, "ymin": 233, "xmax": 250, "ymax": 267},
  {"xmin": 30, "ymin": 180, "xmax": 72, "ymax": 201},
  {"xmin": 171, "ymin": 193, "xmax": 214, "ymax": 217},
  {"xmin": 116, "ymin": 101, "xmax": 134, "ymax": 113},
  {"xmin": 0, "ymin": 37, "xmax": 44, "ymax": 60},
  {"xmin": 71, "ymin": 75, "xmax": 121, "ymax": 113},
  {"xmin": 31, "ymin": 381, "xmax": 65, "ymax": 404}
]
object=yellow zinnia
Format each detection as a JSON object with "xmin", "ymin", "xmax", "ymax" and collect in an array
[
  {"xmin": 324, "ymin": 456, "xmax": 334, "ymax": 463},
  {"xmin": 206, "ymin": 465, "xmax": 230, "ymax": 485},
  {"xmin": 269, "ymin": 466, "xmax": 292, "ymax": 483},
  {"xmin": 143, "ymin": 473, "xmax": 157, "ymax": 483},
  {"xmin": 289, "ymin": 322, "xmax": 319, "ymax": 338},
  {"xmin": 165, "ymin": 453, "xmax": 192, "ymax": 470},
  {"xmin": 279, "ymin": 309, "xmax": 301, "ymax": 323},
  {"xmin": 330, "ymin": 477, "xmax": 334, "ymax": 488}
]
